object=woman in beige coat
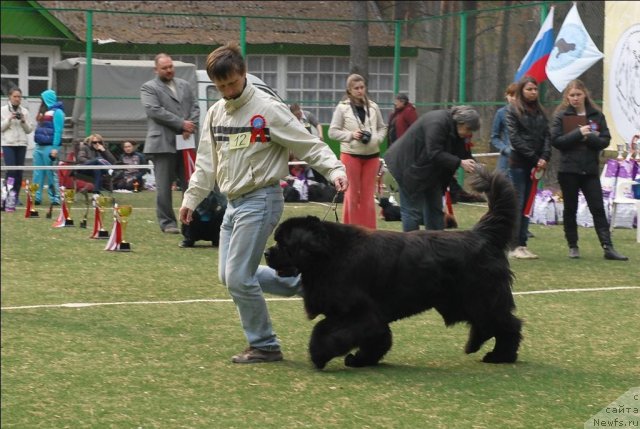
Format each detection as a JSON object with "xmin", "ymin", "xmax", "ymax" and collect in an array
[{"xmin": 329, "ymin": 74, "xmax": 386, "ymax": 229}]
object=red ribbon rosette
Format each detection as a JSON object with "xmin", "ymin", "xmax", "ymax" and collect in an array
[
  {"xmin": 523, "ymin": 167, "xmax": 544, "ymax": 218},
  {"xmin": 250, "ymin": 114, "xmax": 267, "ymax": 144}
]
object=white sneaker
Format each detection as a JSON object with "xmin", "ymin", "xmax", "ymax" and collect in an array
[{"xmin": 511, "ymin": 246, "xmax": 538, "ymax": 259}]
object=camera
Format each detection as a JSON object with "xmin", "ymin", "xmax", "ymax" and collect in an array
[
  {"xmin": 360, "ymin": 130, "xmax": 372, "ymax": 144},
  {"xmin": 14, "ymin": 112, "xmax": 22, "ymax": 121}
]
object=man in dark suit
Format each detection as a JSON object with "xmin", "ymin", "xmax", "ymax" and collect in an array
[{"xmin": 141, "ymin": 53, "xmax": 200, "ymax": 234}]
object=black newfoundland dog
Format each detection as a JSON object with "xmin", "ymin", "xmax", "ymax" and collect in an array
[{"xmin": 265, "ymin": 169, "xmax": 522, "ymax": 369}]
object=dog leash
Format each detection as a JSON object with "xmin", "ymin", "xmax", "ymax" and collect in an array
[{"xmin": 321, "ymin": 191, "xmax": 342, "ymax": 222}]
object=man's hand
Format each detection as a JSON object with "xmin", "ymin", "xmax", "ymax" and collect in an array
[
  {"xmin": 333, "ymin": 175, "xmax": 348, "ymax": 192},
  {"xmin": 179, "ymin": 206, "xmax": 194, "ymax": 225},
  {"xmin": 183, "ymin": 120, "xmax": 196, "ymax": 134},
  {"xmin": 460, "ymin": 159, "xmax": 477, "ymax": 173}
]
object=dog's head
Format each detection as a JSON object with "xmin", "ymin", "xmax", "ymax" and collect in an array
[
  {"xmin": 378, "ymin": 197, "xmax": 391, "ymax": 208},
  {"xmin": 265, "ymin": 216, "xmax": 331, "ymax": 277}
]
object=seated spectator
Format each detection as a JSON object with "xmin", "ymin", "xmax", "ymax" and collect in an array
[
  {"xmin": 77, "ymin": 134, "xmax": 117, "ymax": 194},
  {"xmin": 113, "ymin": 140, "xmax": 147, "ymax": 191}
]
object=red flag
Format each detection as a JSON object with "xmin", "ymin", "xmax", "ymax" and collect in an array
[
  {"xmin": 104, "ymin": 218, "xmax": 122, "ymax": 251},
  {"xmin": 182, "ymin": 149, "xmax": 196, "ymax": 185},
  {"xmin": 91, "ymin": 206, "xmax": 102, "ymax": 238},
  {"xmin": 524, "ymin": 167, "xmax": 543, "ymax": 218},
  {"xmin": 52, "ymin": 199, "xmax": 69, "ymax": 228}
]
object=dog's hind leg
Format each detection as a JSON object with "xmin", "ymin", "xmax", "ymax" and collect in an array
[
  {"xmin": 482, "ymin": 313, "xmax": 522, "ymax": 364},
  {"xmin": 344, "ymin": 324, "xmax": 392, "ymax": 368}
]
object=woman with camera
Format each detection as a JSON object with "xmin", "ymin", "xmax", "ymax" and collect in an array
[
  {"xmin": 329, "ymin": 73, "xmax": 386, "ymax": 228},
  {"xmin": 1, "ymin": 87, "xmax": 34, "ymax": 206}
]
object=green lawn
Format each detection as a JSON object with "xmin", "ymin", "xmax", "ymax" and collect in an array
[{"xmin": 2, "ymin": 190, "xmax": 638, "ymax": 428}]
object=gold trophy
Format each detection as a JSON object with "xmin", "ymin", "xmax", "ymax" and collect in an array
[
  {"xmin": 26, "ymin": 182, "xmax": 40, "ymax": 217},
  {"xmin": 64, "ymin": 188, "xmax": 76, "ymax": 226},
  {"xmin": 116, "ymin": 204, "xmax": 133, "ymax": 251},
  {"xmin": 95, "ymin": 195, "xmax": 114, "ymax": 238}
]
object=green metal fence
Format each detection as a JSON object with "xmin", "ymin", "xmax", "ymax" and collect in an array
[{"xmin": 1, "ymin": 1, "xmax": 605, "ymax": 161}]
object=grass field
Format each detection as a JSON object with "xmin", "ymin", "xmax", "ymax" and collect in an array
[{"xmin": 1, "ymin": 190, "xmax": 638, "ymax": 429}]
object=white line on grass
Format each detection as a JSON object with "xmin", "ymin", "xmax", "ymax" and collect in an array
[{"xmin": 1, "ymin": 286, "xmax": 638, "ymax": 311}]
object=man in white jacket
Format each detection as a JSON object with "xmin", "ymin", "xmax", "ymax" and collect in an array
[
  {"xmin": 1, "ymin": 88, "xmax": 34, "ymax": 204},
  {"xmin": 180, "ymin": 43, "xmax": 348, "ymax": 364}
]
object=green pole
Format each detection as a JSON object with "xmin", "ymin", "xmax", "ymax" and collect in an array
[
  {"xmin": 85, "ymin": 10, "xmax": 93, "ymax": 136},
  {"xmin": 538, "ymin": 1, "xmax": 549, "ymax": 190},
  {"xmin": 538, "ymin": 2, "xmax": 549, "ymax": 106},
  {"xmin": 240, "ymin": 16, "xmax": 246, "ymax": 57},
  {"xmin": 458, "ymin": 11, "xmax": 467, "ymax": 103},
  {"xmin": 393, "ymin": 20, "xmax": 401, "ymax": 95},
  {"xmin": 457, "ymin": 11, "xmax": 468, "ymax": 186}
]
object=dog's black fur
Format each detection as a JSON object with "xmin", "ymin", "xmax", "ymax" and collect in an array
[
  {"xmin": 265, "ymin": 169, "xmax": 522, "ymax": 369},
  {"xmin": 180, "ymin": 190, "xmax": 226, "ymax": 247}
]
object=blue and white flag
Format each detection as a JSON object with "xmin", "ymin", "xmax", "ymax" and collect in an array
[{"xmin": 546, "ymin": 3, "xmax": 604, "ymax": 92}]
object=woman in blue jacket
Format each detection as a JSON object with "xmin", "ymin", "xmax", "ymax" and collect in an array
[{"xmin": 33, "ymin": 89, "xmax": 65, "ymax": 205}]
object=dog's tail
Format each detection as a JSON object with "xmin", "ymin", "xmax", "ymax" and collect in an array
[{"xmin": 470, "ymin": 168, "xmax": 518, "ymax": 251}]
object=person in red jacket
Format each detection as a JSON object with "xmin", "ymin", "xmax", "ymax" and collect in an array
[{"xmin": 387, "ymin": 93, "xmax": 418, "ymax": 146}]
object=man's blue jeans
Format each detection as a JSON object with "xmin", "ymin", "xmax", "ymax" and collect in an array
[
  {"xmin": 398, "ymin": 184, "xmax": 445, "ymax": 231},
  {"xmin": 82, "ymin": 157, "xmax": 111, "ymax": 192},
  {"xmin": 218, "ymin": 184, "xmax": 301, "ymax": 351}
]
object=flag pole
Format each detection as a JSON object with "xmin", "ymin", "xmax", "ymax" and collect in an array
[{"xmin": 539, "ymin": 2, "xmax": 551, "ymax": 104}]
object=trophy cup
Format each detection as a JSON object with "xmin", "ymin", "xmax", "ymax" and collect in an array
[
  {"xmin": 64, "ymin": 188, "xmax": 76, "ymax": 226},
  {"xmin": 25, "ymin": 182, "xmax": 40, "ymax": 218},
  {"xmin": 94, "ymin": 195, "xmax": 114, "ymax": 239},
  {"xmin": 116, "ymin": 204, "xmax": 133, "ymax": 251}
]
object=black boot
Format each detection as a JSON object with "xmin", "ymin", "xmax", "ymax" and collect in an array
[{"xmin": 603, "ymin": 245, "xmax": 628, "ymax": 261}]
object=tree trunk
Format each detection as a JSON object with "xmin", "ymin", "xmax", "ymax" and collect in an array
[{"xmin": 350, "ymin": 1, "xmax": 369, "ymax": 81}]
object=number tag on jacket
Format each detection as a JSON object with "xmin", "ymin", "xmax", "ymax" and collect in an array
[{"xmin": 229, "ymin": 132, "xmax": 251, "ymax": 150}]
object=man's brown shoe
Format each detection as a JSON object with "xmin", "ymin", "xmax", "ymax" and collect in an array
[{"xmin": 231, "ymin": 347, "xmax": 283, "ymax": 364}]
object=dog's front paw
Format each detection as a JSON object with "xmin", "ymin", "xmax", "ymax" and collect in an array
[
  {"xmin": 311, "ymin": 355, "xmax": 328, "ymax": 370},
  {"xmin": 344, "ymin": 353, "xmax": 379, "ymax": 368},
  {"xmin": 482, "ymin": 351, "xmax": 517, "ymax": 364}
]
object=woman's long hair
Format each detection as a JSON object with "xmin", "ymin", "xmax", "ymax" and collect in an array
[
  {"xmin": 344, "ymin": 74, "xmax": 370, "ymax": 118},
  {"xmin": 512, "ymin": 76, "xmax": 546, "ymax": 118},
  {"xmin": 554, "ymin": 79, "xmax": 600, "ymax": 115}
]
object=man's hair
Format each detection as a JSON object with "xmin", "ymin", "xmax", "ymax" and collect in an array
[
  {"xmin": 289, "ymin": 103, "xmax": 301, "ymax": 114},
  {"xmin": 154, "ymin": 53, "xmax": 172, "ymax": 66},
  {"xmin": 206, "ymin": 42, "xmax": 246, "ymax": 81},
  {"xmin": 396, "ymin": 93, "xmax": 409, "ymax": 103},
  {"xmin": 450, "ymin": 105, "xmax": 480, "ymax": 131}
]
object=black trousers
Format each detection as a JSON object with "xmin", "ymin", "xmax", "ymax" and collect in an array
[{"xmin": 557, "ymin": 172, "xmax": 611, "ymax": 248}]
